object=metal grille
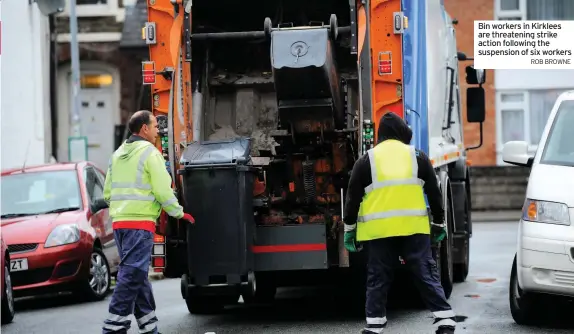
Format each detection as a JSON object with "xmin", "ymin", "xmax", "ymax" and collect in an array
[{"xmin": 7, "ymin": 243, "xmax": 38, "ymax": 254}]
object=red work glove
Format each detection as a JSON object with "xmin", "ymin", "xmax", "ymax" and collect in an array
[{"xmin": 181, "ymin": 213, "xmax": 195, "ymax": 224}]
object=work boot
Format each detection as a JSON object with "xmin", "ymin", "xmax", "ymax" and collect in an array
[{"xmin": 435, "ymin": 325, "xmax": 455, "ymax": 334}]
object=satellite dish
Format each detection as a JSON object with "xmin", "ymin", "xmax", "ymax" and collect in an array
[{"xmin": 34, "ymin": 0, "xmax": 66, "ymax": 16}]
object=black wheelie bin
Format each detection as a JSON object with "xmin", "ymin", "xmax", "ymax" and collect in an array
[{"xmin": 178, "ymin": 137, "xmax": 256, "ymax": 308}]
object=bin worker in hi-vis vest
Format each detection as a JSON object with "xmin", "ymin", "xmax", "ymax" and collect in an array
[
  {"xmin": 102, "ymin": 110, "xmax": 195, "ymax": 334},
  {"xmin": 343, "ymin": 112, "xmax": 456, "ymax": 334}
]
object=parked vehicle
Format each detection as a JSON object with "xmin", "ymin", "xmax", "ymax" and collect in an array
[
  {"xmin": 0, "ymin": 162, "xmax": 119, "ymax": 301},
  {"xmin": 1, "ymin": 234, "xmax": 15, "ymax": 324},
  {"xmin": 503, "ymin": 90, "xmax": 574, "ymax": 325}
]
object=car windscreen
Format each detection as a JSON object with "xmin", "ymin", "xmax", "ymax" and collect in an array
[
  {"xmin": 1, "ymin": 170, "xmax": 82, "ymax": 218},
  {"xmin": 540, "ymin": 99, "xmax": 574, "ymax": 167}
]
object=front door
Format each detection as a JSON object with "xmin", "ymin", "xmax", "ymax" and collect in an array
[{"xmin": 79, "ymin": 90, "xmax": 114, "ymax": 170}]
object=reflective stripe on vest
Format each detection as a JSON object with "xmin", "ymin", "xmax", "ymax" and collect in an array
[
  {"xmin": 356, "ymin": 140, "xmax": 430, "ymax": 241},
  {"xmin": 364, "ymin": 146, "xmax": 425, "ymax": 194}
]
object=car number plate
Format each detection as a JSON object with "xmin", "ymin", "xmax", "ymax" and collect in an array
[{"xmin": 10, "ymin": 258, "xmax": 28, "ymax": 272}]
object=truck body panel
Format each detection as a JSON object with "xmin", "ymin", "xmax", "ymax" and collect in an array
[{"xmin": 144, "ymin": 0, "xmax": 485, "ymax": 312}]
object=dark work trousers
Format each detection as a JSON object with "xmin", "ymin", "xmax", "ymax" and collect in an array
[
  {"xmin": 363, "ymin": 234, "xmax": 456, "ymax": 333},
  {"xmin": 102, "ymin": 229, "xmax": 158, "ymax": 334}
]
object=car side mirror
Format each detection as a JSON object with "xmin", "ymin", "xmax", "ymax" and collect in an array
[
  {"xmin": 502, "ymin": 141, "xmax": 533, "ymax": 167},
  {"xmin": 91, "ymin": 198, "xmax": 109, "ymax": 213},
  {"xmin": 466, "ymin": 86, "xmax": 485, "ymax": 123}
]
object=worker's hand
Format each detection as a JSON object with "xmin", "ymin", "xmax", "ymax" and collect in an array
[
  {"xmin": 344, "ymin": 230, "xmax": 359, "ymax": 253},
  {"xmin": 430, "ymin": 222, "xmax": 446, "ymax": 244},
  {"xmin": 181, "ymin": 213, "xmax": 195, "ymax": 224}
]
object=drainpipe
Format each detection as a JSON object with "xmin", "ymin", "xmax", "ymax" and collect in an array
[{"xmin": 49, "ymin": 13, "xmax": 58, "ymax": 160}]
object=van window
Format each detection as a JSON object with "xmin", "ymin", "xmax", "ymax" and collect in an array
[{"xmin": 540, "ymin": 100, "xmax": 574, "ymax": 167}]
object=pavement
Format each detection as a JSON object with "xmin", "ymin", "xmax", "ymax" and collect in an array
[{"xmin": 3, "ymin": 221, "xmax": 573, "ymax": 334}]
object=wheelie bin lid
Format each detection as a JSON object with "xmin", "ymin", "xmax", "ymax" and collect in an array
[{"xmin": 179, "ymin": 137, "xmax": 251, "ymax": 167}]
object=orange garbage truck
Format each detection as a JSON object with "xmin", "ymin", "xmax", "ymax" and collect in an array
[{"xmin": 142, "ymin": 0, "xmax": 486, "ymax": 313}]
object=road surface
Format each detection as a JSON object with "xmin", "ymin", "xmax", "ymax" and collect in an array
[{"xmin": 2, "ymin": 222, "xmax": 573, "ymax": 333}]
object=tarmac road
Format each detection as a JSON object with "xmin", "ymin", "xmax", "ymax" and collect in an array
[{"xmin": 2, "ymin": 221, "xmax": 573, "ymax": 334}]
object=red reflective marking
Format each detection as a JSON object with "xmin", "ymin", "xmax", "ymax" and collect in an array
[{"xmin": 251, "ymin": 243, "xmax": 327, "ymax": 253}]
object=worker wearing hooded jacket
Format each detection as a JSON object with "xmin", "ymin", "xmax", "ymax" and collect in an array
[
  {"xmin": 343, "ymin": 112, "xmax": 456, "ymax": 334},
  {"xmin": 102, "ymin": 110, "xmax": 194, "ymax": 334}
]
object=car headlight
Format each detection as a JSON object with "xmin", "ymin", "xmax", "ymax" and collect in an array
[
  {"xmin": 522, "ymin": 199, "xmax": 571, "ymax": 226},
  {"xmin": 45, "ymin": 224, "xmax": 81, "ymax": 248}
]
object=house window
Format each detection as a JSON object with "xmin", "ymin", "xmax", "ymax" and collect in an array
[
  {"xmin": 496, "ymin": 0, "xmax": 574, "ymax": 20},
  {"xmin": 61, "ymin": 0, "xmax": 120, "ymax": 17},
  {"xmin": 500, "ymin": 0, "xmax": 519, "ymax": 11},
  {"xmin": 498, "ymin": 89, "xmax": 572, "ymax": 152},
  {"xmin": 526, "ymin": 0, "xmax": 574, "ymax": 20}
]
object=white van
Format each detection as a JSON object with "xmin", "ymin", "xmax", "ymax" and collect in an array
[{"xmin": 502, "ymin": 90, "xmax": 574, "ymax": 325}]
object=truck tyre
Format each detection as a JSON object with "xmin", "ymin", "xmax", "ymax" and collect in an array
[
  {"xmin": 439, "ymin": 187, "xmax": 454, "ymax": 299},
  {"xmin": 242, "ymin": 272, "xmax": 277, "ymax": 304},
  {"xmin": 453, "ymin": 190, "xmax": 470, "ymax": 282},
  {"xmin": 453, "ymin": 238, "xmax": 470, "ymax": 283}
]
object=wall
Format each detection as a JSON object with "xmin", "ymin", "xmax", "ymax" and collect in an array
[
  {"xmin": 0, "ymin": 1, "xmax": 52, "ymax": 170},
  {"xmin": 470, "ymin": 166, "xmax": 530, "ymax": 211},
  {"xmin": 444, "ymin": 0, "xmax": 497, "ymax": 166}
]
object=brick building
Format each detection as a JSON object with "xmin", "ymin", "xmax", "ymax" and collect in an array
[{"xmin": 445, "ymin": 0, "xmax": 574, "ymax": 166}]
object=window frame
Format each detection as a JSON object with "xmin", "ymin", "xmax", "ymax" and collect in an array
[
  {"xmin": 495, "ymin": 0, "xmax": 526, "ymax": 20},
  {"xmin": 59, "ymin": 0, "xmax": 121, "ymax": 18},
  {"xmin": 84, "ymin": 166, "xmax": 105, "ymax": 205},
  {"xmin": 496, "ymin": 0, "xmax": 574, "ymax": 20}
]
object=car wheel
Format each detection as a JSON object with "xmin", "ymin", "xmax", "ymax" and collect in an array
[
  {"xmin": 509, "ymin": 254, "xmax": 542, "ymax": 326},
  {"xmin": 1, "ymin": 259, "xmax": 15, "ymax": 324},
  {"xmin": 80, "ymin": 248, "xmax": 111, "ymax": 301}
]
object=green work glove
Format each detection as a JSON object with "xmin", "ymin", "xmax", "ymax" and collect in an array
[
  {"xmin": 344, "ymin": 229, "xmax": 359, "ymax": 253},
  {"xmin": 431, "ymin": 222, "xmax": 447, "ymax": 244}
]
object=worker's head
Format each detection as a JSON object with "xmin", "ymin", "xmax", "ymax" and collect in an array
[
  {"xmin": 377, "ymin": 112, "xmax": 412, "ymax": 145},
  {"xmin": 128, "ymin": 110, "xmax": 158, "ymax": 143}
]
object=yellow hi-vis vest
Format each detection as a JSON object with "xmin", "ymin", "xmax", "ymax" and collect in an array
[{"xmin": 356, "ymin": 139, "xmax": 430, "ymax": 241}]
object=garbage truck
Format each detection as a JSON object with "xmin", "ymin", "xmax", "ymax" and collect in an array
[{"xmin": 142, "ymin": 0, "xmax": 487, "ymax": 313}]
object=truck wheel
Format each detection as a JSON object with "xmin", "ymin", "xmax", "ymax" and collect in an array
[
  {"xmin": 453, "ymin": 191, "xmax": 470, "ymax": 283},
  {"xmin": 242, "ymin": 272, "xmax": 277, "ymax": 304},
  {"xmin": 453, "ymin": 239, "xmax": 469, "ymax": 283},
  {"xmin": 440, "ymin": 189, "xmax": 454, "ymax": 299}
]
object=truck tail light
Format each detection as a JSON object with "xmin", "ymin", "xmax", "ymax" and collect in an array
[
  {"xmin": 151, "ymin": 232, "xmax": 166, "ymax": 272},
  {"xmin": 378, "ymin": 51, "xmax": 392, "ymax": 75},
  {"xmin": 142, "ymin": 61, "xmax": 156, "ymax": 85}
]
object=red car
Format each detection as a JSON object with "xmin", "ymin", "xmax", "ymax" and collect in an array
[
  {"xmin": 1, "ymin": 234, "xmax": 15, "ymax": 324},
  {"xmin": 0, "ymin": 162, "xmax": 120, "ymax": 301}
]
